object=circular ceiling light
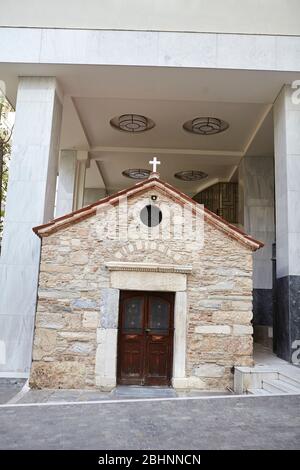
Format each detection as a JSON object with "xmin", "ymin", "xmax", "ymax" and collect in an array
[
  {"xmin": 174, "ymin": 170, "xmax": 208, "ymax": 181},
  {"xmin": 110, "ymin": 114, "xmax": 155, "ymax": 133},
  {"xmin": 122, "ymin": 168, "xmax": 151, "ymax": 179},
  {"xmin": 183, "ymin": 117, "xmax": 229, "ymax": 135}
]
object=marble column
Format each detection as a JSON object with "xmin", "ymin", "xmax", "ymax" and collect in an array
[
  {"xmin": 95, "ymin": 288, "xmax": 120, "ymax": 390},
  {"xmin": 273, "ymin": 85, "xmax": 300, "ymax": 361},
  {"xmin": 172, "ymin": 291, "xmax": 187, "ymax": 389},
  {"xmin": 55, "ymin": 150, "xmax": 77, "ymax": 217},
  {"xmin": 55, "ymin": 150, "xmax": 90, "ymax": 216},
  {"xmin": 74, "ymin": 150, "xmax": 88, "ymax": 211},
  {"xmin": 238, "ymin": 155, "xmax": 275, "ymax": 336},
  {"xmin": 0, "ymin": 77, "xmax": 62, "ymax": 376}
]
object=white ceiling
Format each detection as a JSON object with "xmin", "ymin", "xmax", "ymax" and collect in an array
[
  {"xmin": 244, "ymin": 109, "xmax": 274, "ymax": 157},
  {"xmin": 2, "ymin": 63, "xmax": 297, "ymax": 106},
  {"xmin": 73, "ymin": 96, "xmax": 269, "ymax": 152},
  {"xmin": 89, "ymin": 150, "xmax": 239, "ymax": 195},
  {"xmin": 67, "ymin": 66, "xmax": 279, "ymax": 196},
  {"xmin": 1, "ymin": 62, "xmax": 292, "ymax": 196}
]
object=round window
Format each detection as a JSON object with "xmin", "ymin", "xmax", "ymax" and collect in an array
[{"xmin": 140, "ymin": 205, "xmax": 162, "ymax": 227}]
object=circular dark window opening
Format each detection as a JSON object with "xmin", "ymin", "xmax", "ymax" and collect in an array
[{"xmin": 140, "ymin": 205, "xmax": 162, "ymax": 227}]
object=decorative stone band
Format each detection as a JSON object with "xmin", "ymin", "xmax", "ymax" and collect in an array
[{"xmin": 105, "ymin": 261, "xmax": 192, "ymax": 274}]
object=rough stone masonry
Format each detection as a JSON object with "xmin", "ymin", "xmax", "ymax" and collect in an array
[{"xmin": 30, "ymin": 177, "xmax": 261, "ymax": 391}]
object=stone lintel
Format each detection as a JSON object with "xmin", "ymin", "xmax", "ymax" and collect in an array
[{"xmin": 110, "ymin": 270, "xmax": 187, "ymax": 292}]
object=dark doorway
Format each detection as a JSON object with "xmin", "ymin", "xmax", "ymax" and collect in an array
[{"xmin": 117, "ymin": 291, "xmax": 174, "ymax": 386}]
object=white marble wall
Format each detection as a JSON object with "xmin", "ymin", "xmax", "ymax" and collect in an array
[
  {"xmin": 274, "ymin": 85, "xmax": 300, "ymax": 278},
  {"xmin": 55, "ymin": 150, "xmax": 76, "ymax": 217},
  {"xmin": 0, "ymin": 77, "xmax": 62, "ymax": 375},
  {"xmin": 2, "ymin": 27, "xmax": 300, "ymax": 72},
  {"xmin": 2, "ymin": 1, "xmax": 300, "ymax": 36},
  {"xmin": 238, "ymin": 155, "xmax": 275, "ymax": 289}
]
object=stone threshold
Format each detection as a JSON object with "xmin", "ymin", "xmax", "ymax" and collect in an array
[{"xmin": 4, "ymin": 386, "xmax": 233, "ymax": 405}]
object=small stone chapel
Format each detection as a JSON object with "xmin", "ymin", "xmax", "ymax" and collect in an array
[{"xmin": 30, "ymin": 169, "xmax": 263, "ymax": 391}]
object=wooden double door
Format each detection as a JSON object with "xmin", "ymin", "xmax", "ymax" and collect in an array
[{"xmin": 117, "ymin": 291, "xmax": 174, "ymax": 386}]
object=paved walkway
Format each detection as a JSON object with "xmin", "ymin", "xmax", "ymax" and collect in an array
[
  {"xmin": 0, "ymin": 379, "xmax": 26, "ymax": 405},
  {"xmin": 254, "ymin": 343, "xmax": 300, "ymax": 373},
  {"xmin": 0, "ymin": 395, "xmax": 299, "ymax": 449},
  {"xmin": 0, "ymin": 380, "xmax": 230, "ymax": 405}
]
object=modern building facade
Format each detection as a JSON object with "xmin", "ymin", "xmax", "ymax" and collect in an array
[{"xmin": 0, "ymin": 1, "xmax": 300, "ymax": 382}]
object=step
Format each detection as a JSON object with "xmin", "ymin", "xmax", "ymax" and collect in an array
[
  {"xmin": 262, "ymin": 379, "xmax": 300, "ymax": 394},
  {"xmin": 112, "ymin": 386, "xmax": 177, "ymax": 399},
  {"xmin": 247, "ymin": 387, "xmax": 270, "ymax": 395},
  {"xmin": 278, "ymin": 373, "xmax": 300, "ymax": 390}
]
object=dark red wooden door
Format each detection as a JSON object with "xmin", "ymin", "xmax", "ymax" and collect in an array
[{"xmin": 117, "ymin": 291, "xmax": 174, "ymax": 386}]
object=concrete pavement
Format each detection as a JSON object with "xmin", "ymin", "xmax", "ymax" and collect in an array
[{"xmin": 0, "ymin": 394, "xmax": 299, "ymax": 450}]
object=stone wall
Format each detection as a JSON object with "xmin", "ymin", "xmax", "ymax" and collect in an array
[{"xmin": 30, "ymin": 189, "xmax": 254, "ymax": 390}]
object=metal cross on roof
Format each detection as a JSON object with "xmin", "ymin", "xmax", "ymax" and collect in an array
[{"xmin": 149, "ymin": 156, "xmax": 161, "ymax": 173}]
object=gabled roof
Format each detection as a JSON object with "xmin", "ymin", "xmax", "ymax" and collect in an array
[{"xmin": 33, "ymin": 173, "xmax": 264, "ymax": 251}]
